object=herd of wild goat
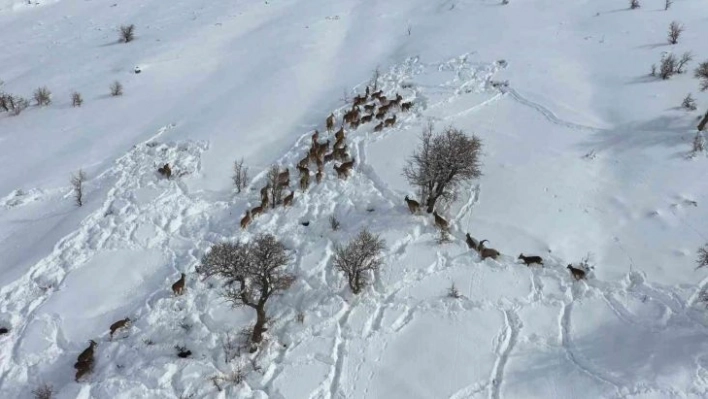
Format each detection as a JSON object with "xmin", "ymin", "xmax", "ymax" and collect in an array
[{"xmin": 68, "ymin": 84, "xmax": 589, "ymax": 383}]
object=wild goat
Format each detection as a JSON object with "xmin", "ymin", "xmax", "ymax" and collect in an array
[
  {"xmin": 364, "ymin": 103, "xmax": 376, "ymax": 113},
  {"xmin": 478, "ymin": 240, "xmax": 500, "ymax": 261},
  {"xmin": 378, "ymin": 95, "xmax": 387, "ymax": 104},
  {"xmin": 297, "ymin": 165, "xmax": 309, "ymax": 176},
  {"xmin": 283, "ymin": 191, "xmax": 294, "ymax": 206},
  {"xmin": 251, "ymin": 204, "xmax": 265, "ymax": 218},
  {"xmin": 384, "ymin": 115, "xmax": 396, "ymax": 127},
  {"xmin": 389, "ymin": 94, "xmax": 403, "ymax": 107},
  {"xmin": 326, "ymin": 113, "xmax": 335, "ymax": 132},
  {"xmin": 278, "ymin": 169, "xmax": 290, "ymax": 185},
  {"xmin": 260, "ymin": 185, "xmax": 270, "ymax": 208},
  {"xmin": 375, "ymin": 110, "xmax": 386, "ymax": 120},
  {"xmin": 401, "ymin": 101, "xmax": 413, "ymax": 112},
  {"xmin": 311, "ymin": 130, "xmax": 319, "ymax": 146},
  {"xmin": 324, "ymin": 152, "xmax": 334, "ymax": 163},
  {"xmin": 372, "ymin": 89, "xmax": 383, "ymax": 98},
  {"xmin": 335, "ymin": 127, "xmax": 345, "ymax": 142},
  {"xmin": 404, "ymin": 195, "xmax": 420, "ymax": 214},
  {"xmin": 465, "ymin": 233, "xmax": 480, "ymax": 251},
  {"xmin": 334, "ymin": 137, "xmax": 346, "ymax": 150},
  {"xmin": 353, "ymin": 94, "xmax": 367, "ymax": 106},
  {"xmin": 300, "ymin": 172, "xmax": 310, "ymax": 191},
  {"xmin": 334, "ymin": 159, "xmax": 355, "ymax": 179},
  {"xmin": 518, "ymin": 254, "xmax": 543, "ymax": 266},
  {"xmin": 158, "ymin": 163, "xmax": 172, "ymax": 179},
  {"xmin": 240, "ymin": 210, "xmax": 252, "ymax": 229},
  {"xmin": 298, "ymin": 155, "xmax": 310, "ymax": 169},
  {"xmin": 350, "ymin": 118, "xmax": 360, "ymax": 130},
  {"xmin": 74, "ymin": 340, "xmax": 97, "ymax": 382},
  {"xmin": 361, "ymin": 114, "xmax": 373, "ymax": 124},
  {"xmin": 333, "ymin": 146, "xmax": 348, "ymax": 161},
  {"xmin": 109, "ymin": 318, "xmax": 131, "ymax": 339},
  {"xmin": 567, "ymin": 264, "xmax": 586, "ymax": 281},
  {"xmin": 374, "ymin": 122, "xmax": 384, "ymax": 132},
  {"xmin": 432, "ymin": 211, "xmax": 449, "ymax": 231},
  {"xmin": 172, "ymin": 273, "xmax": 186, "ymax": 296},
  {"xmin": 316, "ymin": 170, "xmax": 323, "ymax": 184}
]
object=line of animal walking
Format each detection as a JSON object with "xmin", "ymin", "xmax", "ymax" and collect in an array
[
  {"xmin": 403, "ymin": 195, "xmax": 589, "ymax": 281},
  {"xmin": 240, "ymin": 85, "xmax": 414, "ymax": 230}
]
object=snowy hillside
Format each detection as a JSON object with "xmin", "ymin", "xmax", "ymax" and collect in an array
[{"xmin": 2, "ymin": 0, "xmax": 708, "ymax": 398}]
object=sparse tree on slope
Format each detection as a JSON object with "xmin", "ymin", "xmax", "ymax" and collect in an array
[{"xmin": 333, "ymin": 228, "xmax": 385, "ymax": 294}]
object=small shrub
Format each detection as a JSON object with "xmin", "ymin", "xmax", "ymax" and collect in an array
[
  {"xmin": 682, "ymin": 94, "xmax": 697, "ymax": 111},
  {"xmin": 5, "ymin": 95, "xmax": 29, "ymax": 116},
  {"xmin": 447, "ymin": 283, "xmax": 461, "ymax": 299},
  {"xmin": 695, "ymin": 61, "xmax": 708, "ymax": 91},
  {"xmin": 629, "ymin": 0, "xmax": 640, "ymax": 9},
  {"xmin": 296, "ymin": 312, "xmax": 305, "ymax": 324},
  {"xmin": 667, "ymin": 21, "xmax": 683, "ymax": 45},
  {"xmin": 71, "ymin": 169, "xmax": 86, "ymax": 207},
  {"xmin": 119, "ymin": 24, "xmax": 135, "ymax": 42},
  {"xmin": 32, "ymin": 383, "xmax": 54, "ymax": 399},
  {"xmin": 698, "ymin": 244, "xmax": 708, "ymax": 268},
  {"xmin": 110, "ymin": 81, "xmax": 123, "ymax": 96},
  {"xmin": 33, "ymin": 86, "xmax": 52, "ymax": 106},
  {"xmin": 676, "ymin": 52, "xmax": 693, "ymax": 74},
  {"xmin": 660, "ymin": 54, "xmax": 677, "ymax": 80},
  {"xmin": 501, "ymin": 0, "xmax": 509, "ymax": 4},
  {"xmin": 665, "ymin": 0, "xmax": 672, "ymax": 10},
  {"xmin": 232, "ymin": 158, "xmax": 249, "ymax": 194},
  {"xmin": 329, "ymin": 215, "xmax": 341, "ymax": 231},
  {"xmin": 692, "ymin": 133, "xmax": 705, "ymax": 155},
  {"xmin": 71, "ymin": 92, "xmax": 83, "ymax": 107}
]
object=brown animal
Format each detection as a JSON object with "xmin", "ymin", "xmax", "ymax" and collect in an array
[
  {"xmin": 172, "ymin": 273, "xmax": 186, "ymax": 296},
  {"xmin": 478, "ymin": 240, "xmax": 500, "ymax": 261},
  {"xmin": 251, "ymin": 204, "xmax": 265, "ymax": 217},
  {"xmin": 316, "ymin": 170, "xmax": 323, "ymax": 184},
  {"xmin": 297, "ymin": 165, "xmax": 310, "ymax": 176},
  {"xmin": 364, "ymin": 103, "xmax": 376, "ymax": 113},
  {"xmin": 109, "ymin": 318, "xmax": 131, "ymax": 339},
  {"xmin": 365, "ymin": 85, "xmax": 370, "ymax": 96},
  {"xmin": 465, "ymin": 233, "xmax": 480, "ymax": 251},
  {"xmin": 298, "ymin": 155, "xmax": 310, "ymax": 169},
  {"xmin": 158, "ymin": 163, "xmax": 172, "ymax": 179},
  {"xmin": 335, "ymin": 127, "xmax": 345, "ymax": 142},
  {"xmin": 518, "ymin": 254, "xmax": 544, "ymax": 266},
  {"xmin": 75, "ymin": 362, "xmax": 93, "ymax": 382},
  {"xmin": 401, "ymin": 101, "xmax": 413, "ymax": 112},
  {"xmin": 283, "ymin": 191, "xmax": 294, "ymax": 206},
  {"xmin": 404, "ymin": 195, "xmax": 420, "ymax": 214},
  {"xmin": 333, "ymin": 145, "xmax": 348, "ymax": 161},
  {"xmin": 350, "ymin": 118, "xmax": 360, "ymax": 130},
  {"xmin": 334, "ymin": 138, "xmax": 346, "ymax": 151},
  {"xmin": 76, "ymin": 340, "xmax": 97, "ymax": 366},
  {"xmin": 361, "ymin": 114, "xmax": 373, "ymax": 124},
  {"xmin": 326, "ymin": 113, "xmax": 335, "ymax": 132},
  {"xmin": 432, "ymin": 211, "xmax": 449, "ymax": 231},
  {"xmin": 384, "ymin": 115, "xmax": 396, "ymax": 127},
  {"xmin": 300, "ymin": 172, "xmax": 310, "ymax": 191},
  {"xmin": 278, "ymin": 169, "xmax": 290, "ymax": 184},
  {"xmin": 372, "ymin": 89, "xmax": 383, "ymax": 98},
  {"xmin": 374, "ymin": 122, "xmax": 384, "ymax": 132},
  {"xmin": 378, "ymin": 95, "xmax": 387, "ymax": 104},
  {"xmin": 240, "ymin": 211, "xmax": 252, "ymax": 229},
  {"xmin": 311, "ymin": 130, "xmax": 319, "ymax": 146},
  {"xmin": 567, "ymin": 265, "xmax": 586, "ymax": 281},
  {"xmin": 353, "ymin": 96, "xmax": 367, "ymax": 107},
  {"xmin": 260, "ymin": 185, "xmax": 270, "ymax": 209},
  {"xmin": 375, "ymin": 110, "xmax": 387, "ymax": 120},
  {"xmin": 334, "ymin": 159, "xmax": 355, "ymax": 179},
  {"xmin": 324, "ymin": 152, "xmax": 334, "ymax": 163}
]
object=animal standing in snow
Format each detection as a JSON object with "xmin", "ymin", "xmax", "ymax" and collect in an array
[
  {"xmin": 404, "ymin": 195, "xmax": 420, "ymax": 214},
  {"xmin": 326, "ymin": 113, "xmax": 335, "ymax": 132},
  {"xmin": 74, "ymin": 340, "xmax": 97, "ymax": 382},
  {"xmin": 283, "ymin": 191, "xmax": 294, "ymax": 206},
  {"xmin": 157, "ymin": 163, "xmax": 172, "ymax": 179},
  {"xmin": 518, "ymin": 254, "xmax": 543, "ymax": 266},
  {"xmin": 432, "ymin": 211, "xmax": 449, "ymax": 231},
  {"xmin": 240, "ymin": 210, "xmax": 252, "ymax": 229},
  {"xmin": 478, "ymin": 240, "xmax": 500, "ymax": 260},
  {"xmin": 334, "ymin": 159, "xmax": 355, "ymax": 179},
  {"xmin": 109, "ymin": 318, "xmax": 131, "ymax": 339},
  {"xmin": 567, "ymin": 264, "xmax": 586, "ymax": 281},
  {"xmin": 172, "ymin": 273, "xmax": 186, "ymax": 296},
  {"xmin": 465, "ymin": 233, "xmax": 480, "ymax": 251}
]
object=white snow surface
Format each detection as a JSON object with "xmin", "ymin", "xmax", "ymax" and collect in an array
[{"xmin": 1, "ymin": 0, "xmax": 708, "ymax": 398}]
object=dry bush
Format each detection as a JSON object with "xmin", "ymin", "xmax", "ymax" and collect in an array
[
  {"xmin": 33, "ymin": 86, "xmax": 52, "ymax": 106},
  {"xmin": 692, "ymin": 133, "xmax": 705, "ymax": 155},
  {"xmin": 71, "ymin": 169, "xmax": 86, "ymax": 207},
  {"xmin": 333, "ymin": 228, "xmax": 385, "ymax": 294},
  {"xmin": 447, "ymin": 283, "xmax": 461, "ymax": 298},
  {"xmin": 665, "ymin": 0, "xmax": 672, "ymax": 10},
  {"xmin": 1, "ymin": 95, "xmax": 29, "ymax": 116},
  {"xmin": 682, "ymin": 94, "xmax": 697, "ymax": 111},
  {"xmin": 329, "ymin": 215, "xmax": 341, "ymax": 231},
  {"xmin": 71, "ymin": 92, "xmax": 83, "ymax": 107},
  {"xmin": 667, "ymin": 21, "xmax": 683, "ymax": 45},
  {"xmin": 630, "ymin": 0, "xmax": 640, "ymax": 9},
  {"xmin": 32, "ymin": 383, "xmax": 54, "ymax": 399},
  {"xmin": 110, "ymin": 81, "xmax": 123, "ymax": 96},
  {"xmin": 695, "ymin": 61, "xmax": 708, "ymax": 91},
  {"xmin": 698, "ymin": 244, "xmax": 708, "ymax": 268},
  {"xmin": 660, "ymin": 54, "xmax": 677, "ymax": 80},
  {"xmin": 676, "ymin": 52, "xmax": 693, "ymax": 74},
  {"xmin": 232, "ymin": 158, "xmax": 249, "ymax": 193},
  {"xmin": 119, "ymin": 24, "xmax": 135, "ymax": 42}
]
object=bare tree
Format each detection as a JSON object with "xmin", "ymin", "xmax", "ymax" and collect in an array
[
  {"xmin": 665, "ymin": 0, "xmax": 672, "ymax": 10},
  {"xmin": 33, "ymin": 86, "xmax": 52, "ymax": 106},
  {"xmin": 2, "ymin": 95, "xmax": 29, "ymax": 116},
  {"xmin": 71, "ymin": 92, "xmax": 83, "ymax": 107},
  {"xmin": 695, "ymin": 61, "xmax": 708, "ymax": 91},
  {"xmin": 329, "ymin": 214, "xmax": 341, "ymax": 231},
  {"xmin": 676, "ymin": 52, "xmax": 693, "ymax": 74},
  {"xmin": 370, "ymin": 66, "xmax": 381, "ymax": 91},
  {"xmin": 667, "ymin": 21, "xmax": 683, "ymax": 45},
  {"xmin": 32, "ymin": 383, "xmax": 54, "ymax": 399},
  {"xmin": 110, "ymin": 81, "xmax": 123, "ymax": 96},
  {"xmin": 267, "ymin": 165, "xmax": 285, "ymax": 208},
  {"xmin": 119, "ymin": 24, "xmax": 135, "ymax": 43},
  {"xmin": 403, "ymin": 124, "xmax": 483, "ymax": 213},
  {"xmin": 682, "ymin": 93, "xmax": 697, "ymax": 110},
  {"xmin": 197, "ymin": 235, "xmax": 294, "ymax": 348},
  {"xmin": 660, "ymin": 54, "xmax": 678, "ymax": 80},
  {"xmin": 699, "ymin": 110, "xmax": 708, "ymax": 131},
  {"xmin": 71, "ymin": 169, "xmax": 86, "ymax": 207},
  {"xmin": 629, "ymin": 0, "xmax": 640, "ymax": 9},
  {"xmin": 333, "ymin": 228, "xmax": 385, "ymax": 294},
  {"xmin": 232, "ymin": 158, "xmax": 249, "ymax": 193},
  {"xmin": 697, "ymin": 244, "xmax": 708, "ymax": 269}
]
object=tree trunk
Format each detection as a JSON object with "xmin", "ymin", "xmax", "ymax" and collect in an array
[
  {"xmin": 351, "ymin": 272, "xmax": 361, "ymax": 294},
  {"xmin": 699, "ymin": 110, "xmax": 708, "ymax": 132},
  {"xmin": 425, "ymin": 195, "xmax": 437, "ymax": 213},
  {"xmin": 251, "ymin": 307, "xmax": 268, "ymax": 347}
]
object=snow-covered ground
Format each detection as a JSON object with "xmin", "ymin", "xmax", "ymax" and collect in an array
[{"xmin": 2, "ymin": 0, "xmax": 708, "ymax": 398}]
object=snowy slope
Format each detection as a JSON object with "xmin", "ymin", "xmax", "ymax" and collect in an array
[{"xmin": 1, "ymin": 0, "xmax": 708, "ymax": 398}]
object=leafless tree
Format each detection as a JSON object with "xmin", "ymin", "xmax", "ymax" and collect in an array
[
  {"xmin": 692, "ymin": 132, "xmax": 705, "ymax": 155},
  {"xmin": 119, "ymin": 24, "xmax": 135, "ymax": 43},
  {"xmin": 110, "ymin": 81, "xmax": 123, "ymax": 96},
  {"xmin": 32, "ymin": 383, "xmax": 54, "ymax": 399},
  {"xmin": 676, "ymin": 52, "xmax": 693, "ymax": 74},
  {"xmin": 629, "ymin": 0, "xmax": 640, "ymax": 9},
  {"xmin": 697, "ymin": 244, "xmax": 708, "ymax": 269},
  {"xmin": 71, "ymin": 92, "xmax": 83, "ymax": 107},
  {"xmin": 370, "ymin": 66, "xmax": 381, "ymax": 91},
  {"xmin": 699, "ymin": 110, "xmax": 708, "ymax": 131},
  {"xmin": 660, "ymin": 54, "xmax": 678, "ymax": 80},
  {"xmin": 695, "ymin": 61, "xmax": 708, "ymax": 91},
  {"xmin": 682, "ymin": 93, "xmax": 697, "ymax": 110},
  {"xmin": 447, "ymin": 283, "xmax": 461, "ymax": 298},
  {"xmin": 267, "ymin": 165, "xmax": 285, "ymax": 208},
  {"xmin": 667, "ymin": 21, "xmax": 683, "ymax": 45},
  {"xmin": 232, "ymin": 158, "xmax": 249, "ymax": 193},
  {"xmin": 1, "ymin": 95, "xmax": 29, "ymax": 116},
  {"xmin": 329, "ymin": 214, "xmax": 341, "ymax": 231},
  {"xmin": 403, "ymin": 124, "xmax": 483, "ymax": 213},
  {"xmin": 33, "ymin": 86, "xmax": 52, "ymax": 106},
  {"xmin": 333, "ymin": 228, "xmax": 385, "ymax": 294},
  {"xmin": 665, "ymin": 0, "xmax": 672, "ymax": 10},
  {"xmin": 71, "ymin": 169, "xmax": 87, "ymax": 207},
  {"xmin": 197, "ymin": 235, "xmax": 294, "ymax": 348}
]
